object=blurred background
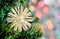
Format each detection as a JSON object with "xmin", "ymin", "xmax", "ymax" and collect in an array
[{"xmin": 29, "ymin": 0, "xmax": 60, "ymax": 39}]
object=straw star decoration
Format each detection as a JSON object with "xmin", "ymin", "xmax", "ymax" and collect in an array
[{"xmin": 7, "ymin": 6, "xmax": 33, "ymax": 32}]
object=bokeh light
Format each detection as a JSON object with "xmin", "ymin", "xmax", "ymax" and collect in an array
[
  {"xmin": 30, "ymin": 0, "xmax": 60, "ymax": 39},
  {"xmin": 46, "ymin": 20, "xmax": 53, "ymax": 31},
  {"xmin": 37, "ymin": 1, "xmax": 44, "ymax": 9},
  {"xmin": 58, "ymin": 0, "xmax": 60, "ymax": 3},
  {"xmin": 55, "ymin": 13, "xmax": 60, "ymax": 19},
  {"xmin": 43, "ymin": 6, "xmax": 49, "ymax": 14},
  {"xmin": 49, "ymin": 32, "xmax": 55, "ymax": 39},
  {"xmin": 39, "ymin": 24, "xmax": 44, "ymax": 31},
  {"xmin": 29, "ymin": 5, "xmax": 35, "ymax": 11},
  {"xmin": 44, "ymin": 0, "xmax": 49, "ymax": 5},
  {"xmin": 32, "ymin": 0, "xmax": 38, "ymax": 5},
  {"xmin": 35, "ymin": 10, "xmax": 42, "ymax": 19}
]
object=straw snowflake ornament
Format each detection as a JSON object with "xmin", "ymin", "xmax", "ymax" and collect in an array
[{"xmin": 7, "ymin": 6, "xmax": 33, "ymax": 32}]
